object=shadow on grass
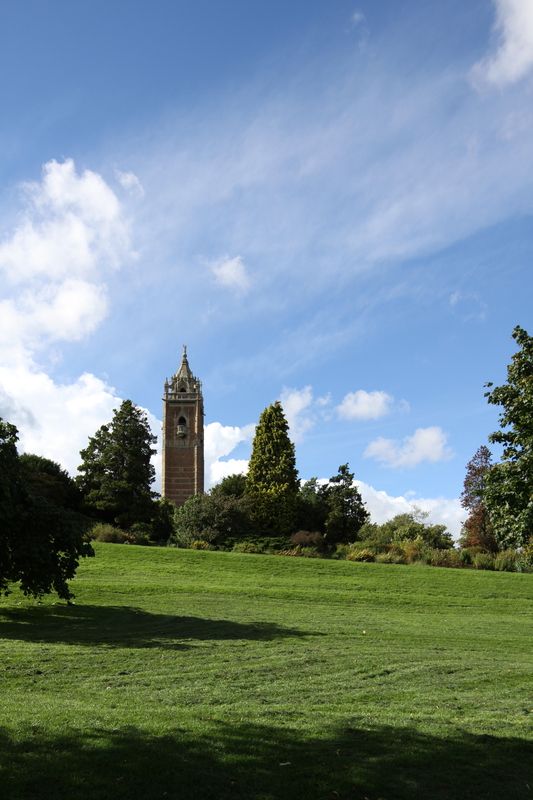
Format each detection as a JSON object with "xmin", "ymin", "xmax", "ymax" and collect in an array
[
  {"xmin": 0, "ymin": 605, "xmax": 315, "ymax": 649},
  {"xmin": 1, "ymin": 719, "xmax": 532, "ymax": 800}
]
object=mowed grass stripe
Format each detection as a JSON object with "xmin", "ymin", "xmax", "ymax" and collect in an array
[{"xmin": 1, "ymin": 543, "xmax": 532, "ymax": 800}]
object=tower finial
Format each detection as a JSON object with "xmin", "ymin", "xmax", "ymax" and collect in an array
[{"xmin": 183, "ymin": 345, "xmax": 187, "ymax": 358}]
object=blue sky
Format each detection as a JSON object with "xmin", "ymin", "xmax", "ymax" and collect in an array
[{"xmin": 1, "ymin": 0, "xmax": 532, "ymax": 537}]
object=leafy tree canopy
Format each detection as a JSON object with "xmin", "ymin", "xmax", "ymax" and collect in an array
[
  {"xmin": 459, "ymin": 446, "xmax": 498, "ymax": 552},
  {"xmin": 323, "ymin": 464, "xmax": 369, "ymax": 544},
  {"xmin": 358, "ymin": 508, "xmax": 453, "ymax": 550},
  {"xmin": 77, "ymin": 400, "xmax": 157, "ymax": 528},
  {"xmin": 19, "ymin": 452, "xmax": 81, "ymax": 509},
  {"xmin": 172, "ymin": 492, "xmax": 252, "ymax": 546},
  {"xmin": 210, "ymin": 473, "xmax": 247, "ymax": 498},
  {"xmin": 297, "ymin": 477, "xmax": 330, "ymax": 533},
  {"xmin": 483, "ymin": 326, "xmax": 533, "ymax": 548},
  {"xmin": 245, "ymin": 401, "xmax": 299, "ymax": 537},
  {"xmin": 0, "ymin": 419, "xmax": 93, "ymax": 600}
]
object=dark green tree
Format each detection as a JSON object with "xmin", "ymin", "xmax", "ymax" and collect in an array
[
  {"xmin": 210, "ymin": 473, "xmax": 247, "ymax": 498},
  {"xmin": 149, "ymin": 497, "xmax": 177, "ymax": 543},
  {"xmin": 19, "ymin": 453, "xmax": 81, "ymax": 510},
  {"xmin": 245, "ymin": 401, "xmax": 299, "ymax": 538},
  {"xmin": 0, "ymin": 418, "xmax": 93, "ymax": 601},
  {"xmin": 77, "ymin": 400, "xmax": 157, "ymax": 528},
  {"xmin": 324, "ymin": 464, "xmax": 369, "ymax": 544},
  {"xmin": 297, "ymin": 477, "xmax": 330, "ymax": 533},
  {"xmin": 483, "ymin": 326, "xmax": 533, "ymax": 548},
  {"xmin": 172, "ymin": 492, "xmax": 252, "ymax": 546}
]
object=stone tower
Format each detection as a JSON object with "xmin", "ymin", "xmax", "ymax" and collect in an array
[{"xmin": 162, "ymin": 346, "xmax": 204, "ymax": 506}]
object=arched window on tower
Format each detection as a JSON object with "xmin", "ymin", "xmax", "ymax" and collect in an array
[{"xmin": 176, "ymin": 416, "xmax": 187, "ymax": 438}]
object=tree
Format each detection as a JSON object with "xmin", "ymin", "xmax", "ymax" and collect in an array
[
  {"xmin": 297, "ymin": 478, "xmax": 330, "ymax": 533},
  {"xmin": 374, "ymin": 509, "xmax": 453, "ymax": 549},
  {"xmin": 77, "ymin": 400, "xmax": 157, "ymax": 528},
  {"xmin": 357, "ymin": 508, "xmax": 453, "ymax": 550},
  {"xmin": 149, "ymin": 497, "xmax": 176, "ymax": 543},
  {"xmin": 0, "ymin": 418, "xmax": 93, "ymax": 601},
  {"xmin": 19, "ymin": 453, "xmax": 81, "ymax": 510},
  {"xmin": 324, "ymin": 464, "xmax": 369, "ymax": 544},
  {"xmin": 483, "ymin": 326, "xmax": 533, "ymax": 548},
  {"xmin": 459, "ymin": 446, "xmax": 498, "ymax": 552},
  {"xmin": 210, "ymin": 473, "xmax": 247, "ymax": 498},
  {"xmin": 172, "ymin": 492, "xmax": 252, "ymax": 546},
  {"xmin": 245, "ymin": 401, "xmax": 299, "ymax": 538}
]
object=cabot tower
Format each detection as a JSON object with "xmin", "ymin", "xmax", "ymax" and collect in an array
[{"xmin": 162, "ymin": 346, "xmax": 204, "ymax": 506}]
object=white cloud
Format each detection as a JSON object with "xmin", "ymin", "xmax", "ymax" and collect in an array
[
  {"xmin": 0, "ymin": 159, "xmax": 135, "ymax": 477},
  {"xmin": 471, "ymin": 0, "xmax": 533, "ymax": 87},
  {"xmin": 355, "ymin": 480, "xmax": 464, "ymax": 540},
  {"xmin": 114, "ymin": 168, "xmax": 145, "ymax": 197},
  {"xmin": 336, "ymin": 389, "xmax": 396, "ymax": 420},
  {"xmin": 210, "ymin": 458, "xmax": 249, "ymax": 486},
  {"xmin": 0, "ymin": 158, "xmax": 134, "ymax": 352},
  {"xmin": 0, "ymin": 279, "xmax": 108, "ymax": 348},
  {"xmin": 352, "ymin": 11, "xmax": 365, "ymax": 26},
  {"xmin": 0, "ymin": 159, "xmax": 131, "ymax": 284},
  {"xmin": 0, "ymin": 367, "xmax": 121, "ymax": 475},
  {"xmin": 204, "ymin": 421, "xmax": 254, "ymax": 488},
  {"xmin": 208, "ymin": 254, "xmax": 251, "ymax": 294},
  {"xmin": 364, "ymin": 426, "xmax": 454, "ymax": 468}
]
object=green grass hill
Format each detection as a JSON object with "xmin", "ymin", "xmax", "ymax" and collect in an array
[{"xmin": 1, "ymin": 544, "xmax": 532, "ymax": 799}]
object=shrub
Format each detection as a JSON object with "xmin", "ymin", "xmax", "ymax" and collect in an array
[
  {"xmin": 494, "ymin": 550, "xmax": 518, "ymax": 572},
  {"xmin": 473, "ymin": 552, "xmax": 495, "ymax": 570},
  {"xmin": 172, "ymin": 493, "xmax": 253, "ymax": 547},
  {"xmin": 232, "ymin": 541, "xmax": 263, "ymax": 554},
  {"xmin": 402, "ymin": 539, "xmax": 425, "ymax": 564},
  {"xmin": 428, "ymin": 549, "xmax": 463, "ymax": 569},
  {"xmin": 296, "ymin": 546, "xmax": 322, "ymax": 558},
  {"xmin": 129, "ymin": 522, "xmax": 153, "ymax": 546},
  {"xmin": 188, "ymin": 540, "xmax": 217, "ymax": 550},
  {"xmin": 332, "ymin": 543, "xmax": 351, "ymax": 560},
  {"xmin": 375, "ymin": 552, "xmax": 394, "ymax": 563},
  {"xmin": 291, "ymin": 530, "xmax": 326, "ymax": 550},
  {"xmin": 346, "ymin": 548, "xmax": 375, "ymax": 562},
  {"xmin": 89, "ymin": 523, "xmax": 132, "ymax": 544},
  {"xmin": 391, "ymin": 553, "xmax": 407, "ymax": 564}
]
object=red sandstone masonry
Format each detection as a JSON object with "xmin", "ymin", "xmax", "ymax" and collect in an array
[{"xmin": 162, "ymin": 348, "xmax": 204, "ymax": 508}]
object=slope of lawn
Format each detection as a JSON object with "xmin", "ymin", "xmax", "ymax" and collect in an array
[{"xmin": 1, "ymin": 544, "xmax": 533, "ymax": 800}]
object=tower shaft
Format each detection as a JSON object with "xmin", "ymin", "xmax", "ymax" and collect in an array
[{"xmin": 162, "ymin": 347, "xmax": 204, "ymax": 506}]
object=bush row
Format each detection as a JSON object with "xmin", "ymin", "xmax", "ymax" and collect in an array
[{"xmin": 88, "ymin": 522, "xmax": 533, "ymax": 572}]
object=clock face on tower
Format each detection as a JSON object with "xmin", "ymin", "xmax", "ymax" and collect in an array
[{"xmin": 162, "ymin": 347, "xmax": 204, "ymax": 506}]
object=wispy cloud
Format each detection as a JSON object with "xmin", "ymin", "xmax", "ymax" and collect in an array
[
  {"xmin": 279, "ymin": 386, "xmax": 316, "ymax": 443},
  {"xmin": 114, "ymin": 167, "xmax": 145, "ymax": 197},
  {"xmin": 364, "ymin": 426, "xmax": 454, "ymax": 469},
  {"xmin": 471, "ymin": 0, "xmax": 533, "ymax": 88},
  {"xmin": 207, "ymin": 254, "xmax": 251, "ymax": 294}
]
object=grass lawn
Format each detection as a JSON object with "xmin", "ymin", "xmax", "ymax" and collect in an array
[{"xmin": 1, "ymin": 544, "xmax": 533, "ymax": 799}]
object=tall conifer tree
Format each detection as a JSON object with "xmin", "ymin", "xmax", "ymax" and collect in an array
[{"xmin": 245, "ymin": 401, "xmax": 299, "ymax": 538}]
